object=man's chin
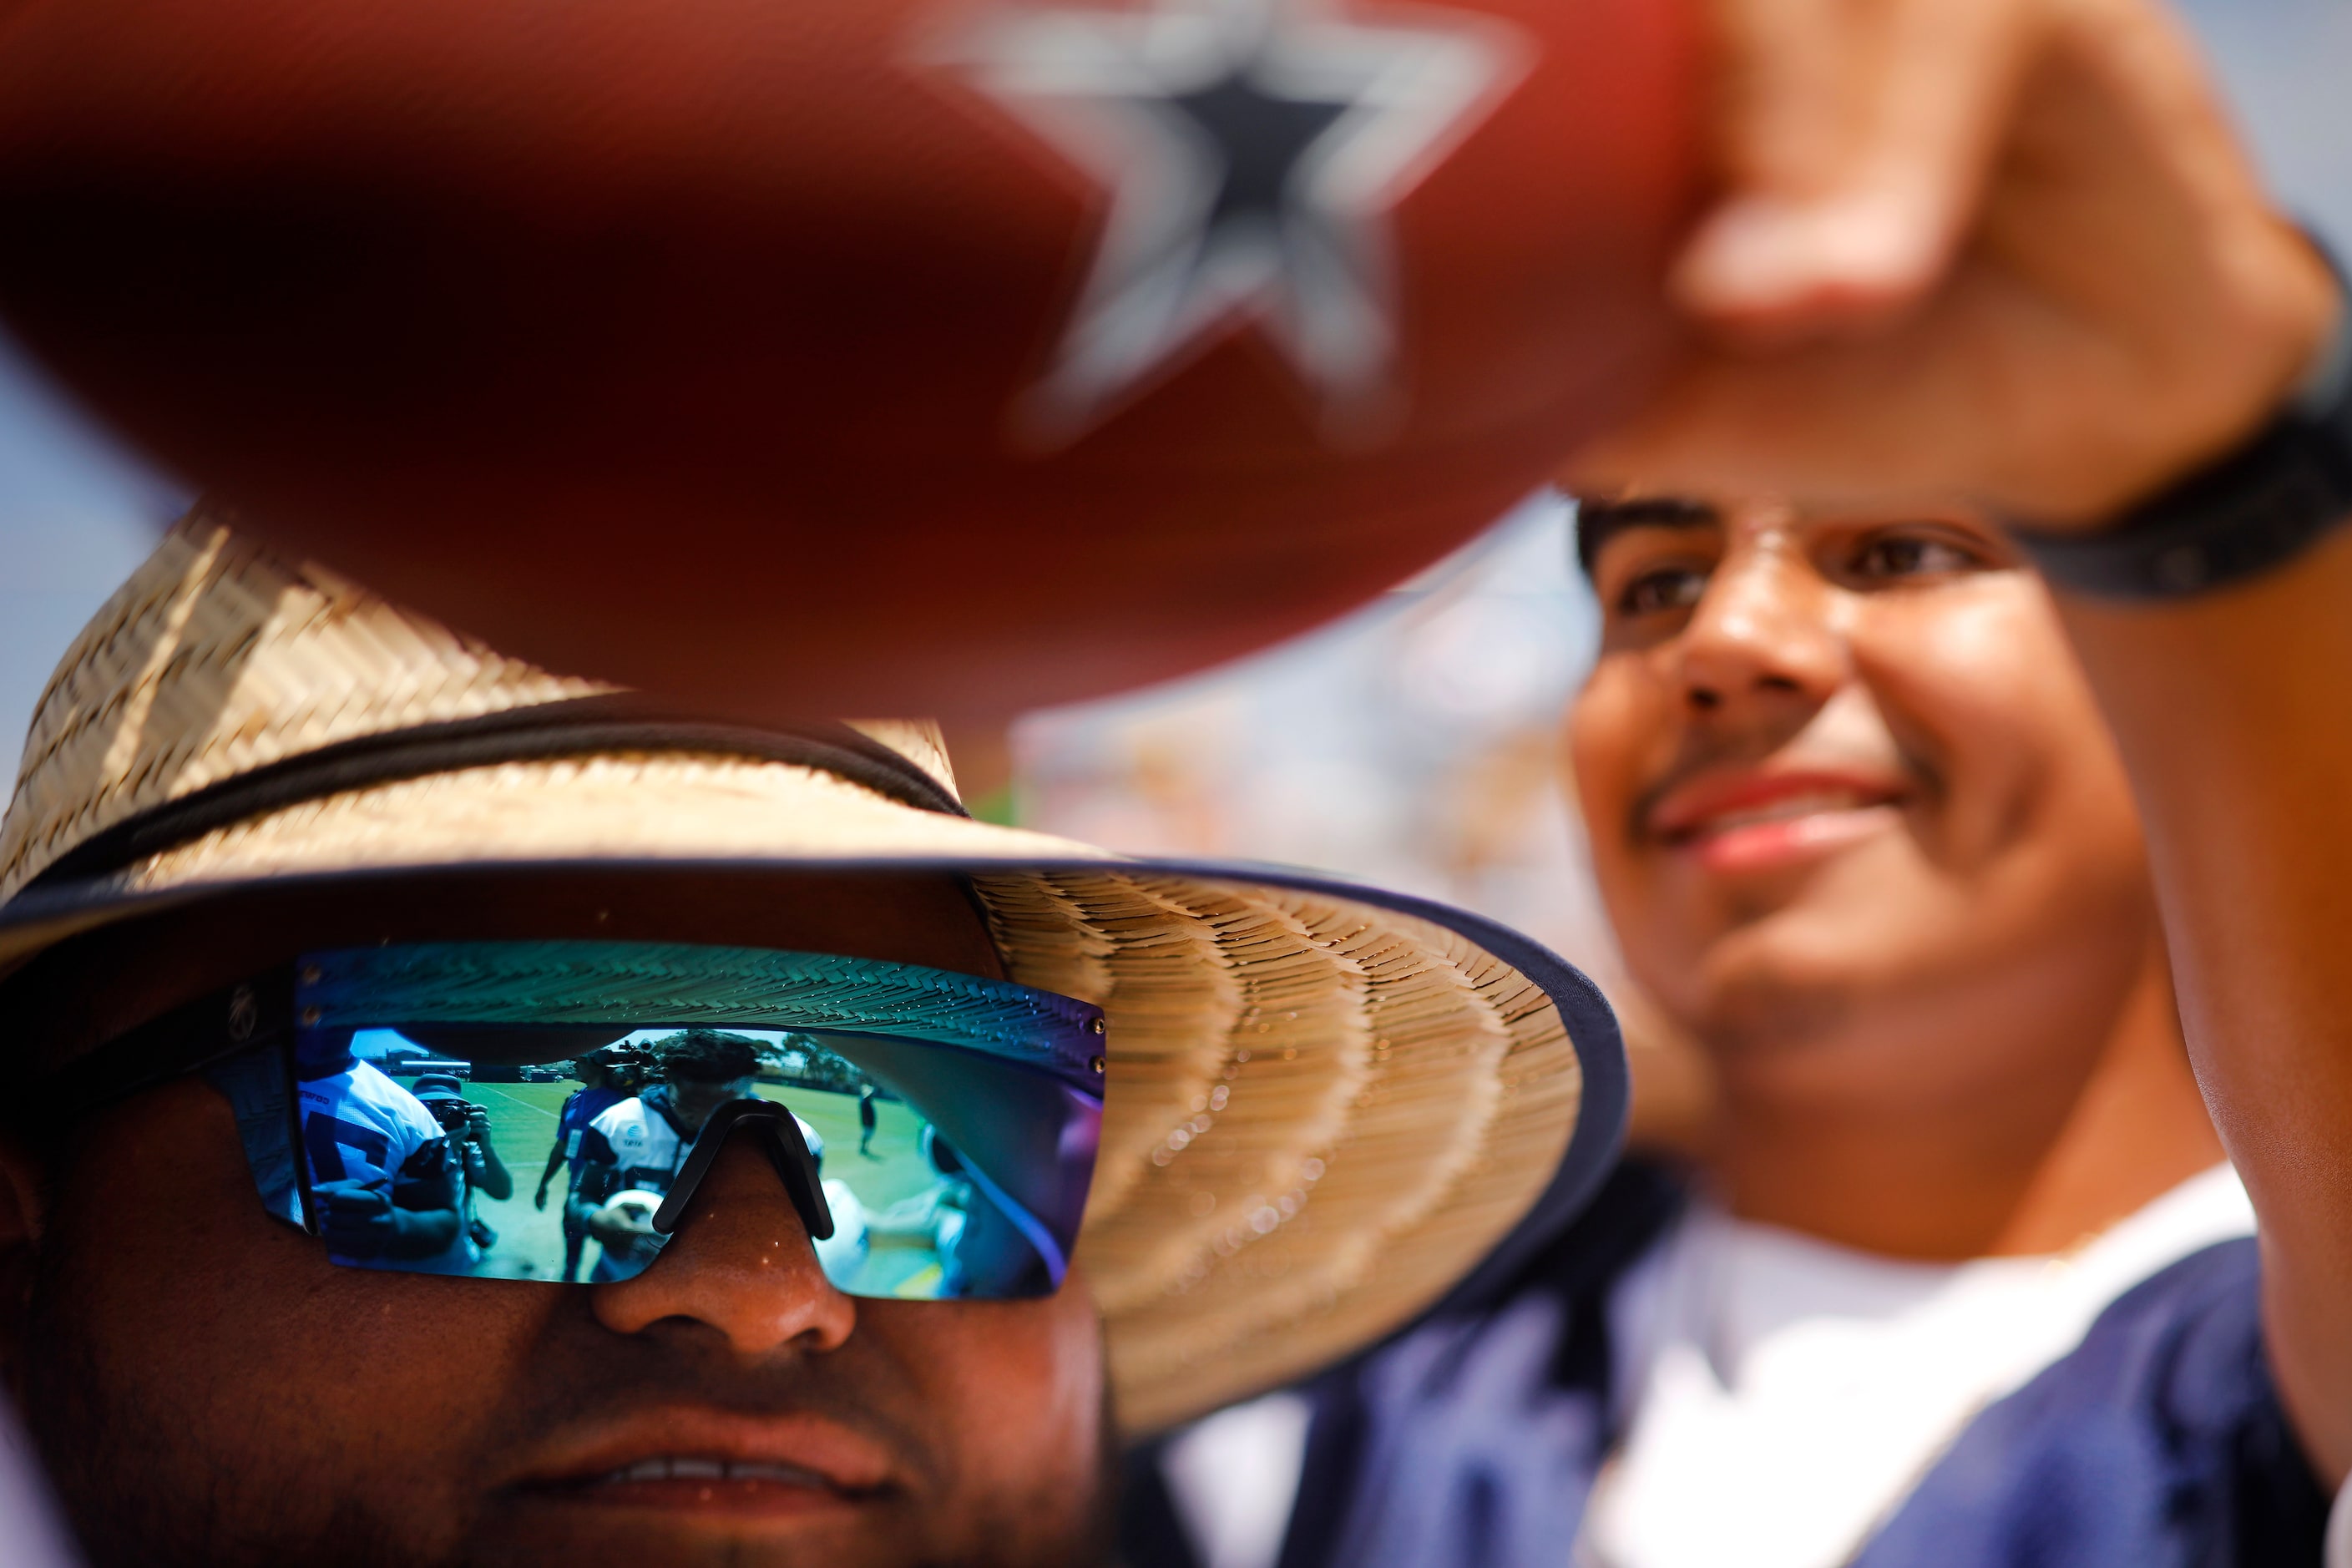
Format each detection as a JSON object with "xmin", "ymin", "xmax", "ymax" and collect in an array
[
  {"xmin": 460, "ymin": 1479, "xmax": 1109, "ymax": 1568},
  {"xmin": 466, "ymin": 1492, "xmax": 918, "ymax": 1568},
  {"xmin": 1677, "ymin": 915, "xmax": 1896, "ymax": 1059}
]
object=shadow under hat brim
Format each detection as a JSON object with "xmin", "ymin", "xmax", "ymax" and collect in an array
[{"xmin": 0, "ymin": 847, "xmax": 1625, "ymax": 1432}]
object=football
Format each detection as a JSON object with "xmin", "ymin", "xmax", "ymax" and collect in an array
[
  {"xmin": 592, "ymin": 1189, "xmax": 670, "ymax": 1236},
  {"xmin": 0, "ymin": 0, "xmax": 1697, "ymax": 719}
]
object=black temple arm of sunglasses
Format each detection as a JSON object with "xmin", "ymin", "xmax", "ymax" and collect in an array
[
  {"xmin": 650, "ymin": 1098, "xmax": 836, "ymax": 1244},
  {"xmin": 43, "ymin": 967, "xmax": 296, "ymax": 1124}
]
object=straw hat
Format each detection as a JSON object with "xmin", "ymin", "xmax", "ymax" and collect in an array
[{"xmin": 0, "ymin": 505, "xmax": 1624, "ymax": 1432}]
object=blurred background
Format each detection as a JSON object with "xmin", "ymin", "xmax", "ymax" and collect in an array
[{"xmin": 2, "ymin": 0, "xmax": 2345, "ymax": 1146}]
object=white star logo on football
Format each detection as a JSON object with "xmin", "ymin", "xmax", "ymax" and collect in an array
[{"xmin": 935, "ymin": 0, "xmax": 1528, "ymax": 441}]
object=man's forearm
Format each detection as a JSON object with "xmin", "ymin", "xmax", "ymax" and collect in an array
[
  {"xmin": 383, "ymin": 1206, "xmax": 464, "ymax": 1261},
  {"xmin": 2052, "ymin": 526, "xmax": 2352, "ymax": 1482},
  {"xmin": 565, "ymin": 1171, "xmax": 613, "ymax": 1228},
  {"xmin": 475, "ymin": 1146, "xmax": 514, "ymax": 1201}
]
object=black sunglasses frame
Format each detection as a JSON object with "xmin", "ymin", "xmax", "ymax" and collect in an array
[{"xmin": 650, "ymin": 1097, "xmax": 836, "ymax": 1243}]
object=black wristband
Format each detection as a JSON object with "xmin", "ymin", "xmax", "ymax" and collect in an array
[{"xmin": 2013, "ymin": 250, "xmax": 2352, "ymax": 601}]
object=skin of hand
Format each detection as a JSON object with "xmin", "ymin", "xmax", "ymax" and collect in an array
[
  {"xmin": 566, "ymin": 1173, "xmax": 635, "ymax": 1247},
  {"xmin": 314, "ymin": 1179, "xmax": 397, "ymax": 1257},
  {"xmin": 1567, "ymin": 0, "xmax": 2340, "ymax": 524},
  {"xmin": 584, "ymin": 1197, "xmax": 657, "ymax": 1251},
  {"xmin": 1567, "ymin": 0, "xmax": 2352, "ymax": 1483}
]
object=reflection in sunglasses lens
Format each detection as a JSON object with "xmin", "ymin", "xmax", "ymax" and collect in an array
[{"xmin": 271, "ymin": 1024, "xmax": 1074, "ymax": 1299}]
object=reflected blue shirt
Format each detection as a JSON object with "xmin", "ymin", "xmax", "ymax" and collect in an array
[{"xmin": 554, "ymin": 1085, "xmax": 625, "ymax": 1179}]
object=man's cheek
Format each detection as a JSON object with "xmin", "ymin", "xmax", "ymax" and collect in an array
[
  {"xmin": 1586, "ymin": 830, "xmax": 1705, "ymax": 986},
  {"xmin": 876, "ymin": 1288, "xmax": 1105, "ymax": 1532},
  {"xmin": 1567, "ymin": 680, "xmax": 1679, "ymax": 889},
  {"xmin": 43, "ymin": 1095, "xmax": 536, "ymax": 1539}
]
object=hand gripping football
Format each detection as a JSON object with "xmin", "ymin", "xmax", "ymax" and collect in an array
[
  {"xmin": 592, "ymin": 1190, "xmax": 669, "ymax": 1237},
  {"xmin": 0, "ymin": 0, "xmax": 1697, "ymax": 718}
]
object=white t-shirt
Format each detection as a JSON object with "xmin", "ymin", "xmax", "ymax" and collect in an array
[
  {"xmin": 296, "ymin": 1059, "xmax": 475, "ymax": 1272},
  {"xmin": 1577, "ymin": 1163, "xmax": 2253, "ymax": 1568},
  {"xmin": 298, "ymin": 1059, "xmax": 445, "ymax": 1188},
  {"xmin": 586, "ymin": 1094, "xmax": 691, "ymax": 1194},
  {"xmin": 1161, "ymin": 1164, "xmax": 2257, "ymax": 1568},
  {"xmin": 582, "ymin": 1093, "xmax": 822, "ymax": 1194}
]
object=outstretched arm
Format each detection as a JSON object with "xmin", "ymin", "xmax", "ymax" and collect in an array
[
  {"xmin": 534, "ymin": 1138, "xmax": 567, "ymax": 1209},
  {"xmin": 564, "ymin": 1151, "xmax": 617, "ymax": 1231},
  {"xmin": 1570, "ymin": 0, "xmax": 2350, "ymax": 1479},
  {"xmin": 2051, "ymin": 519, "xmax": 2352, "ymax": 1478}
]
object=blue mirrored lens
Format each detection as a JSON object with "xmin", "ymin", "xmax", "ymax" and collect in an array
[{"xmin": 206, "ymin": 943, "xmax": 1105, "ymax": 1301}]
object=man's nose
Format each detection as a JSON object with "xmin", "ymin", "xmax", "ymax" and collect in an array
[
  {"xmin": 1673, "ymin": 544, "xmax": 1845, "ymax": 720},
  {"xmin": 592, "ymin": 1135, "xmax": 857, "ymax": 1355}
]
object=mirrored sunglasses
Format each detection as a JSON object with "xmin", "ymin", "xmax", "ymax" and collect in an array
[{"xmin": 66, "ymin": 940, "xmax": 1107, "ymax": 1301}]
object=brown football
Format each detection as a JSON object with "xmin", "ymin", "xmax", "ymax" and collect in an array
[{"xmin": 0, "ymin": 0, "xmax": 1697, "ymax": 720}]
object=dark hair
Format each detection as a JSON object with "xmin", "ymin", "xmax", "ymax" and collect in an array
[
  {"xmin": 1572, "ymin": 495, "xmax": 1719, "ymax": 578},
  {"xmin": 654, "ymin": 1028, "xmax": 766, "ymax": 1085}
]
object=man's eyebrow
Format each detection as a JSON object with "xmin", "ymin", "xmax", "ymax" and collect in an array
[{"xmin": 1571, "ymin": 497, "xmax": 1721, "ymax": 579}]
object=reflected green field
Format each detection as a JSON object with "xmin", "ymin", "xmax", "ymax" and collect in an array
[{"xmin": 393, "ymin": 1077, "xmax": 947, "ymax": 1292}]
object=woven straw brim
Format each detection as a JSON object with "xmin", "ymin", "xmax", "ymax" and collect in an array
[{"xmin": 0, "ymin": 513, "xmax": 1620, "ymax": 1432}]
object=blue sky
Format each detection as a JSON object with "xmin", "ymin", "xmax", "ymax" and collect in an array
[{"xmin": 2, "ymin": 0, "xmax": 2347, "ymax": 762}]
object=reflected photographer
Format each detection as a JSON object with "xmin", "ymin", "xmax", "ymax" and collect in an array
[{"xmin": 412, "ymin": 1075, "xmax": 513, "ymax": 1257}]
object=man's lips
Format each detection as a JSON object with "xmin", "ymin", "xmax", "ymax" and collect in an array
[
  {"xmin": 1645, "ymin": 768, "xmax": 1909, "ymax": 872},
  {"xmin": 508, "ymin": 1409, "xmax": 897, "ymax": 1519},
  {"xmin": 548, "ymin": 1459, "xmax": 857, "ymax": 1519}
]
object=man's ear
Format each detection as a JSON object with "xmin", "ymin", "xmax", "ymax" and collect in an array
[{"xmin": 0, "ymin": 1137, "xmax": 46, "ymax": 1393}]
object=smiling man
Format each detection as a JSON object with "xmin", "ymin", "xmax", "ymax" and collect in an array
[
  {"xmin": 0, "ymin": 515, "xmax": 1621, "ymax": 1568},
  {"xmin": 1144, "ymin": 493, "xmax": 2282, "ymax": 1568},
  {"xmin": 1560, "ymin": 494, "xmax": 2251, "ymax": 1562}
]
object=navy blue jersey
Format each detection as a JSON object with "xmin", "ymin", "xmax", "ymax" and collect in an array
[
  {"xmin": 294, "ymin": 1059, "xmax": 473, "ymax": 1273},
  {"xmin": 551, "ymin": 1085, "xmax": 624, "ymax": 1185},
  {"xmin": 1123, "ymin": 1161, "xmax": 2329, "ymax": 1568}
]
